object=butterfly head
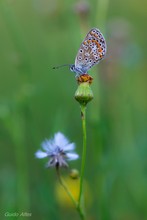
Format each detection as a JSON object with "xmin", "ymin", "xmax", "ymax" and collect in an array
[
  {"xmin": 69, "ymin": 64, "xmax": 75, "ymax": 72},
  {"xmin": 70, "ymin": 64, "xmax": 87, "ymax": 77}
]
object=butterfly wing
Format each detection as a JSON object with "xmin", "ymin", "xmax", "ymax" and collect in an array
[{"xmin": 75, "ymin": 28, "xmax": 107, "ymax": 73}]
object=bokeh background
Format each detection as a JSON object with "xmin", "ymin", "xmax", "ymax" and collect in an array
[{"xmin": 0, "ymin": 0, "xmax": 147, "ymax": 219}]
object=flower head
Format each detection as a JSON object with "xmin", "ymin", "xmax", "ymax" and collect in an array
[
  {"xmin": 35, "ymin": 132, "xmax": 79, "ymax": 168},
  {"xmin": 75, "ymin": 75, "xmax": 93, "ymax": 106}
]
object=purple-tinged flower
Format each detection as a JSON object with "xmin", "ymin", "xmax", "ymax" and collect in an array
[{"xmin": 35, "ymin": 132, "xmax": 79, "ymax": 168}]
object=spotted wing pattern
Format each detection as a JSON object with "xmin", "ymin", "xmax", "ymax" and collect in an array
[{"xmin": 75, "ymin": 28, "xmax": 107, "ymax": 73}]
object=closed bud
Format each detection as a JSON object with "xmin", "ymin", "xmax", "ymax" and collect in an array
[
  {"xmin": 69, "ymin": 169, "xmax": 79, "ymax": 179},
  {"xmin": 75, "ymin": 81, "xmax": 93, "ymax": 106}
]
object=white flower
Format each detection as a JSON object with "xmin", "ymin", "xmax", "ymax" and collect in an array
[{"xmin": 35, "ymin": 132, "xmax": 79, "ymax": 168}]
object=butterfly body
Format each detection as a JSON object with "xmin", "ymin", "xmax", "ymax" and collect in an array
[
  {"xmin": 70, "ymin": 64, "xmax": 87, "ymax": 75},
  {"xmin": 70, "ymin": 28, "xmax": 107, "ymax": 77}
]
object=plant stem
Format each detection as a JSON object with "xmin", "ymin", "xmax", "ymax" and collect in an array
[
  {"xmin": 56, "ymin": 168, "xmax": 85, "ymax": 220},
  {"xmin": 78, "ymin": 104, "xmax": 87, "ymax": 213}
]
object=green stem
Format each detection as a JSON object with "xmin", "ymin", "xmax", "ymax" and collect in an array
[
  {"xmin": 56, "ymin": 168, "xmax": 85, "ymax": 220},
  {"xmin": 78, "ymin": 104, "xmax": 87, "ymax": 213}
]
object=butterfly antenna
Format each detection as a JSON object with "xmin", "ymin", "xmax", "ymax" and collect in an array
[{"xmin": 53, "ymin": 64, "xmax": 71, "ymax": 69}]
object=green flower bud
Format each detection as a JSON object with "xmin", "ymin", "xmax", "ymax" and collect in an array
[
  {"xmin": 75, "ymin": 82, "xmax": 93, "ymax": 106},
  {"xmin": 69, "ymin": 169, "xmax": 79, "ymax": 179}
]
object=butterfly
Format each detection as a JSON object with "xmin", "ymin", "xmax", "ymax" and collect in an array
[{"xmin": 53, "ymin": 28, "xmax": 107, "ymax": 77}]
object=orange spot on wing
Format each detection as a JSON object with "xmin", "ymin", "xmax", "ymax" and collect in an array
[
  {"xmin": 92, "ymin": 39, "xmax": 101, "ymax": 48},
  {"xmin": 87, "ymin": 40, "xmax": 91, "ymax": 43},
  {"xmin": 97, "ymin": 42, "xmax": 100, "ymax": 47},
  {"xmin": 98, "ymin": 48, "xmax": 102, "ymax": 52}
]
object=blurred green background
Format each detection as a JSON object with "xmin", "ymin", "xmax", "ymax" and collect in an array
[{"xmin": 0, "ymin": 0, "xmax": 147, "ymax": 219}]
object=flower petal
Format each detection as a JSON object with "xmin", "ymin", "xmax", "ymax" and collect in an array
[
  {"xmin": 66, "ymin": 153, "xmax": 79, "ymax": 160},
  {"xmin": 53, "ymin": 132, "xmax": 69, "ymax": 148},
  {"xmin": 35, "ymin": 150, "xmax": 48, "ymax": 158},
  {"xmin": 63, "ymin": 143, "xmax": 76, "ymax": 151},
  {"xmin": 41, "ymin": 139, "xmax": 54, "ymax": 152}
]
